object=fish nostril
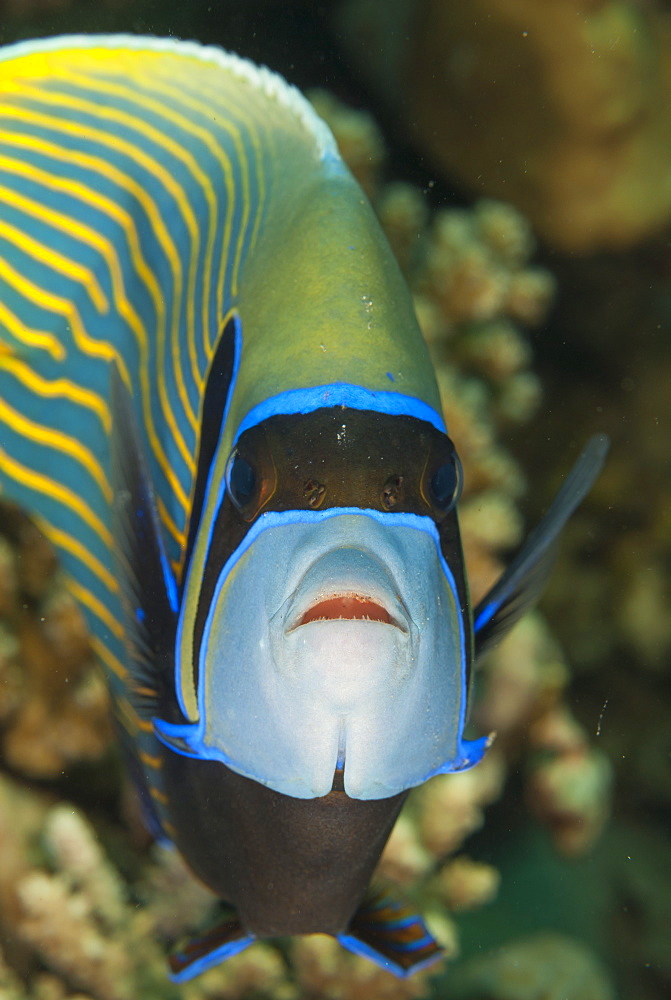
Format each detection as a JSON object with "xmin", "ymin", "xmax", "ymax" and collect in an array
[
  {"xmin": 298, "ymin": 594, "xmax": 393, "ymax": 626},
  {"xmin": 303, "ymin": 478, "xmax": 326, "ymax": 508}
]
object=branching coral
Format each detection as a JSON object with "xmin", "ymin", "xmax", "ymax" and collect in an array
[
  {"xmin": 445, "ymin": 932, "xmax": 616, "ymax": 1000},
  {"xmin": 0, "ymin": 503, "xmax": 113, "ymax": 780},
  {"xmin": 4, "ymin": 792, "xmax": 290, "ymax": 1000}
]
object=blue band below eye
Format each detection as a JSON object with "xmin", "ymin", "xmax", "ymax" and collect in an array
[{"xmin": 234, "ymin": 384, "xmax": 447, "ymax": 441}]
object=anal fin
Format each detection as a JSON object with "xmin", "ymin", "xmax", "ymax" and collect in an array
[
  {"xmin": 168, "ymin": 906, "xmax": 255, "ymax": 983},
  {"xmin": 338, "ymin": 888, "xmax": 444, "ymax": 977}
]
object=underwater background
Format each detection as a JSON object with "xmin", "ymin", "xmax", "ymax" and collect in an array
[{"xmin": 0, "ymin": 1, "xmax": 668, "ymax": 998}]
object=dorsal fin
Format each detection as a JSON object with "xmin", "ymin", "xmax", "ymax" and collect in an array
[{"xmin": 473, "ymin": 434, "xmax": 609, "ymax": 658}]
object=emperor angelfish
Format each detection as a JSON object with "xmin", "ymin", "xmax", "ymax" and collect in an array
[{"xmin": 0, "ymin": 35, "xmax": 608, "ymax": 980}]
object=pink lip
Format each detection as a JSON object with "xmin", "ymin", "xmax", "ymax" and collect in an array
[{"xmin": 297, "ymin": 593, "xmax": 394, "ymax": 627}]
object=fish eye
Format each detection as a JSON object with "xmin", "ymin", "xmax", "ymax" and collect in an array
[
  {"xmin": 429, "ymin": 453, "xmax": 463, "ymax": 511},
  {"xmin": 225, "ymin": 449, "xmax": 256, "ymax": 512}
]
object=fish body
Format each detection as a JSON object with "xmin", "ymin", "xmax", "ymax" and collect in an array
[{"xmin": 0, "ymin": 35, "xmax": 608, "ymax": 980}]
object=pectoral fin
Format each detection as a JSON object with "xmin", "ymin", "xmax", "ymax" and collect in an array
[
  {"xmin": 168, "ymin": 906, "xmax": 254, "ymax": 983},
  {"xmin": 108, "ymin": 365, "xmax": 179, "ymax": 719},
  {"xmin": 474, "ymin": 434, "xmax": 609, "ymax": 657},
  {"xmin": 338, "ymin": 887, "xmax": 444, "ymax": 977}
]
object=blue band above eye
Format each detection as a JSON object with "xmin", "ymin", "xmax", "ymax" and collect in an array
[{"xmin": 234, "ymin": 384, "xmax": 447, "ymax": 442}]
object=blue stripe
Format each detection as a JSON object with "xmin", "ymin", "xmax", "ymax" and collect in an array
[
  {"xmin": 169, "ymin": 934, "xmax": 255, "ymax": 983},
  {"xmin": 474, "ymin": 601, "xmax": 497, "ymax": 633},
  {"xmin": 337, "ymin": 933, "xmax": 443, "ymax": 978},
  {"xmin": 234, "ymin": 383, "xmax": 447, "ymax": 441}
]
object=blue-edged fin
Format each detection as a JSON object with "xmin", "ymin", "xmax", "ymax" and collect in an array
[
  {"xmin": 109, "ymin": 365, "xmax": 180, "ymax": 720},
  {"xmin": 473, "ymin": 434, "xmax": 609, "ymax": 656},
  {"xmin": 338, "ymin": 887, "xmax": 444, "ymax": 977},
  {"xmin": 168, "ymin": 906, "xmax": 255, "ymax": 983}
]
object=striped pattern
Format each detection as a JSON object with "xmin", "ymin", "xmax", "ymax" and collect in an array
[{"xmin": 0, "ymin": 36, "xmax": 333, "ymax": 825}]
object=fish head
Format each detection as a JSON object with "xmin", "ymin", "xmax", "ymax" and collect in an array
[{"xmin": 162, "ymin": 405, "xmax": 487, "ymax": 800}]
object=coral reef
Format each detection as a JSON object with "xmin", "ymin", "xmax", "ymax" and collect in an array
[
  {"xmin": 514, "ymin": 301, "xmax": 671, "ymax": 1000},
  {"xmin": 340, "ymin": 0, "xmax": 671, "ymax": 253},
  {"xmin": 0, "ymin": 776, "xmax": 290, "ymax": 1000},
  {"xmin": 445, "ymin": 932, "xmax": 616, "ymax": 1000},
  {"xmin": 0, "ymin": 502, "xmax": 113, "ymax": 780}
]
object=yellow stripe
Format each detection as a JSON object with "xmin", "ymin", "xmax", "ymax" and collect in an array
[
  {"xmin": 0, "ymin": 127, "xmax": 184, "ymax": 303},
  {"xmin": 156, "ymin": 494, "xmax": 184, "ymax": 552},
  {"xmin": 136, "ymin": 717, "xmax": 154, "ymax": 735},
  {"xmin": 149, "ymin": 786, "xmax": 169, "ymax": 806},
  {"xmin": 113, "ymin": 693, "xmax": 156, "ymax": 738},
  {"xmin": 91, "ymin": 635, "xmax": 127, "ymax": 682},
  {"xmin": 0, "ymin": 297, "xmax": 65, "ymax": 361},
  {"xmin": 0, "ymin": 353, "xmax": 110, "ymax": 433},
  {"xmin": 0, "ymin": 177, "xmax": 162, "ymax": 434},
  {"xmin": 65, "ymin": 575, "xmax": 124, "ymax": 642},
  {"xmin": 0, "ymin": 154, "xmax": 193, "ymax": 516},
  {"xmin": 139, "ymin": 749, "xmax": 163, "ymax": 769},
  {"xmin": 0, "ymin": 250, "xmax": 129, "ymax": 384},
  {"xmin": 0, "ymin": 125, "xmax": 195, "ymax": 511},
  {"xmin": 36, "ymin": 515, "xmax": 118, "ymax": 594},
  {"xmin": 198, "ymin": 70, "xmax": 268, "ymax": 302},
  {"xmin": 141, "ymin": 68, "xmax": 244, "ymax": 357},
  {"xmin": 0, "ymin": 217, "xmax": 108, "ymax": 312},
  {"xmin": 0, "ymin": 397, "xmax": 112, "ymax": 502},
  {"xmin": 0, "ymin": 446, "xmax": 113, "ymax": 547},
  {"xmin": 0, "ymin": 172, "xmax": 192, "ymax": 505},
  {"xmin": 0, "ymin": 183, "xmax": 173, "ymax": 477},
  {"xmin": 3, "ymin": 86, "xmax": 203, "ymax": 408},
  {"xmin": 0, "ymin": 180, "xmax": 153, "ymax": 383},
  {"xmin": 114, "ymin": 694, "xmax": 140, "ymax": 735},
  {"xmin": 0, "ymin": 175, "xmax": 128, "ymax": 304},
  {"xmin": 133, "ymin": 685, "xmax": 159, "ymax": 700},
  {"xmin": 65, "ymin": 71, "xmax": 218, "ymax": 404},
  {"xmin": 0, "ymin": 151, "xmax": 168, "ymax": 350},
  {"xmin": 163, "ymin": 67, "xmax": 262, "ymax": 324}
]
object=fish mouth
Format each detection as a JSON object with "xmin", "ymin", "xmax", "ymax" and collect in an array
[
  {"xmin": 292, "ymin": 592, "xmax": 403, "ymax": 630},
  {"xmin": 279, "ymin": 546, "xmax": 412, "ymax": 637}
]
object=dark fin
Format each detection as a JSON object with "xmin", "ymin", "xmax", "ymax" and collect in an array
[
  {"xmin": 181, "ymin": 314, "xmax": 241, "ymax": 582},
  {"xmin": 109, "ymin": 365, "xmax": 180, "ymax": 720},
  {"xmin": 338, "ymin": 887, "xmax": 444, "ymax": 977},
  {"xmin": 115, "ymin": 723, "xmax": 168, "ymax": 844},
  {"xmin": 474, "ymin": 434, "xmax": 609, "ymax": 657},
  {"xmin": 168, "ymin": 907, "xmax": 254, "ymax": 983}
]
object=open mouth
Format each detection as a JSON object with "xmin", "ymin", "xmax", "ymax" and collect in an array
[
  {"xmin": 277, "ymin": 543, "xmax": 413, "ymax": 637},
  {"xmin": 297, "ymin": 593, "xmax": 396, "ymax": 627}
]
